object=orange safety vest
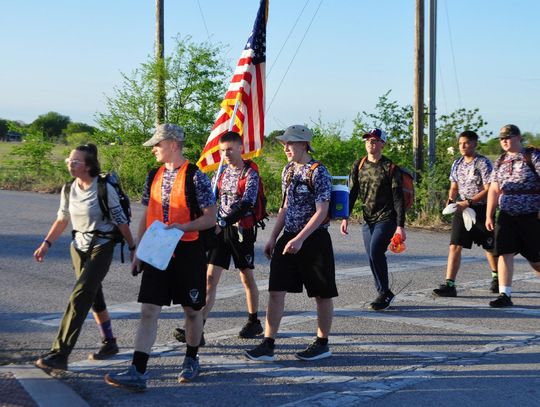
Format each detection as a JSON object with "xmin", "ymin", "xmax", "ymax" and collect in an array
[{"xmin": 146, "ymin": 161, "xmax": 198, "ymax": 241}]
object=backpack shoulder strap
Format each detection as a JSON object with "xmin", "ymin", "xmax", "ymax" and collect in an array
[
  {"xmin": 524, "ymin": 147, "xmax": 540, "ymax": 180},
  {"xmin": 97, "ymin": 174, "xmax": 110, "ymax": 221},
  {"xmin": 185, "ymin": 163, "xmax": 201, "ymax": 218},
  {"xmin": 63, "ymin": 179, "xmax": 75, "ymax": 207},
  {"xmin": 306, "ymin": 161, "xmax": 321, "ymax": 191}
]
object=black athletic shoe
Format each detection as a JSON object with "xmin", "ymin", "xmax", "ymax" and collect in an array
[
  {"xmin": 489, "ymin": 293, "xmax": 513, "ymax": 308},
  {"xmin": 432, "ymin": 284, "xmax": 457, "ymax": 297},
  {"xmin": 35, "ymin": 351, "xmax": 68, "ymax": 371},
  {"xmin": 238, "ymin": 320, "xmax": 263, "ymax": 338},
  {"xmin": 245, "ymin": 340, "xmax": 275, "ymax": 362},
  {"xmin": 89, "ymin": 338, "xmax": 119, "ymax": 360},
  {"xmin": 173, "ymin": 328, "xmax": 205, "ymax": 347},
  {"xmin": 369, "ymin": 290, "xmax": 395, "ymax": 311},
  {"xmin": 295, "ymin": 341, "xmax": 332, "ymax": 361},
  {"xmin": 490, "ymin": 278, "xmax": 499, "ymax": 294}
]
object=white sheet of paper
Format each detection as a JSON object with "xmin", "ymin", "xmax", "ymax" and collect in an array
[{"xmin": 136, "ymin": 220, "xmax": 183, "ymax": 270}]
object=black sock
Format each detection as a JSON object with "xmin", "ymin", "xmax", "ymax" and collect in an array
[
  {"xmin": 446, "ymin": 279, "xmax": 455, "ymax": 287},
  {"xmin": 186, "ymin": 345, "xmax": 199, "ymax": 359},
  {"xmin": 248, "ymin": 312, "xmax": 258, "ymax": 323},
  {"xmin": 132, "ymin": 351, "xmax": 149, "ymax": 374},
  {"xmin": 262, "ymin": 337, "xmax": 275, "ymax": 347},
  {"xmin": 316, "ymin": 336, "xmax": 328, "ymax": 346}
]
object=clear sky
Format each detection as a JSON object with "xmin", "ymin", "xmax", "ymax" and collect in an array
[{"xmin": 1, "ymin": 0, "xmax": 539, "ymax": 139}]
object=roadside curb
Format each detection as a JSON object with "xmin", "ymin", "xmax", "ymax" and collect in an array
[{"xmin": 0, "ymin": 365, "xmax": 89, "ymax": 407}]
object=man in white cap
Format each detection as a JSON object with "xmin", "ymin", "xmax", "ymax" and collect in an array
[
  {"xmin": 104, "ymin": 123, "xmax": 216, "ymax": 390},
  {"xmin": 245, "ymin": 124, "xmax": 338, "ymax": 362},
  {"xmin": 341, "ymin": 128, "xmax": 406, "ymax": 311}
]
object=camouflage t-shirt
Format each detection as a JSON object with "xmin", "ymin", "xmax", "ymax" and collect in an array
[
  {"xmin": 211, "ymin": 164, "xmax": 259, "ymax": 219},
  {"xmin": 491, "ymin": 148, "xmax": 540, "ymax": 215},
  {"xmin": 141, "ymin": 165, "xmax": 215, "ymax": 222},
  {"xmin": 282, "ymin": 160, "xmax": 332, "ymax": 233},
  {"xmin": 449, "ymin": 155, "xmax": 492, "ymax": 203}
]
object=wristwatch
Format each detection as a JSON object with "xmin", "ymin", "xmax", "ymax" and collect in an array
[
  {"xmin": 217, "ymin": 218, "xmax": 226, "ymax": 228},
  {"xmin": 467, "ymin": 198, "xmax": 473, "ymax": 207}
]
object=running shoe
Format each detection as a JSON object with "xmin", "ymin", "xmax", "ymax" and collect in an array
[
  {"xmin": 369, "ymin": 290, "xmax": 395, "ymax": 311},
  {"xmin": 295, "ymin": 340, "xmax": 332, "ymax": 361},
  {"xmin": 178, "ymin": 356, "xmax": 200, "ymax": 383},
  {"xmin": 245, "ymin": 340, "xmax": 275, "ymax": 362},
  {"xmin": 104, "ymin": 365, "xmax": 148, "ymax": 392},
  {"xmin": 89, "ymin": 338, "xmax": 119, "ymax": 360},
  {"xmin": 173, "ymin": 328, "xmax": 205, "ymax": 347},
  {"xmin": 35, "ymin": 351, "xmax": 68, "ymax": 371},
  {"xmin": 490, "ymin": 278, "xmax": 499, "ymax": 294},
  {"xmin": 432, "ymin": 284, "xmax": 457, "ymax": 297},
  {"xmin": 238, "ymin": 320, "xmax": 264, "ymax": 338},
  {"xmin": 489, "ymin": 293, "xmax": 513, "ymax": 308}
]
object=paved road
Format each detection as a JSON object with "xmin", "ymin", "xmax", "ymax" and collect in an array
[{"xmin": 1, "ymin": 190, "xmax": 540, "ymax": 406}]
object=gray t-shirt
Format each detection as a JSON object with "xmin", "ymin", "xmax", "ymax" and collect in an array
[{"xmin": 57, "ymin": 178, "xmax": 127, "ymax": 251}]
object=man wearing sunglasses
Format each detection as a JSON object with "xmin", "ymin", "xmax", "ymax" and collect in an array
[{"xmin": 486, "ymin": 124, "xmax": 540, "ymax": 307}]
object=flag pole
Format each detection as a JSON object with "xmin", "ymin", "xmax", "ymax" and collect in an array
[{"xmin": 211, "ymin": 94, "xmax": 242, "ymax": 197}]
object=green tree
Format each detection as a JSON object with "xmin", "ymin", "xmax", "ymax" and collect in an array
[
  {"xmin": 31, "ymin": 112, "xmax": 71, "ymax": 141},
  {"xmin": 0, "ymin": 119, "xmax": 8, "ymax": 140},
  {"xmin": 96, "ymin": 36, "xmax": 229, "ymax": 158}
]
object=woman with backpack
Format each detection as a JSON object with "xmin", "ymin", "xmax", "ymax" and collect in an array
[{"xmin": 33, "ymin": 143, "xmax": 136, "ymax": 371}]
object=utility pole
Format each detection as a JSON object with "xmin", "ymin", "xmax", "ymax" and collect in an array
[
  {"xmin": 413, "ymin": 0, "xmax": 425, "ymax": 181},
  {"xmin": 156, "ymin": 0, "xmax": 165, "ymax": 125},
  {"xmin": 428, "ymin": 0, "xmax": 437, "ymax": 168}
]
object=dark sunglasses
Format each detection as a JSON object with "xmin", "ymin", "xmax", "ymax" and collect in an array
[{"xmin": 499, "ymin": 135, "xmax": 517, "ymax": 141}]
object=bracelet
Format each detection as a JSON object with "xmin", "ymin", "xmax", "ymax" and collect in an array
[
  {"xmin": 43, "ymin": 239, "xmax": 52, "ymax": 248},
  {"xmin": 128, "ymin": 245, "xmax": 137, "ymax": 251}
]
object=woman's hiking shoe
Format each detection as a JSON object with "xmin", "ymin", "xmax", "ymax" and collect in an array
[
  {"xmin": 104, "ymin": 365, "xmax": 148, "ymax": 392},
  {"xmin": 35, "ymin": 351, "xmax": 68, "ymax": 371},
  {"xmin": 489, "ymin": 293, "xmax": 513, "ymax": 308},
  {"xmin": 369, "ymin": 290, "xmax": 395, "ymax": 311},
  {"xmin": 173, "ymin": 328, "xmax": 205, "ymax": 347},
  {"xmin": 295, "ymin": 341, "xmax": 332, "ymax": 361},
  {"xmin": 432, "ymin": 284, "xmax": 457, "ymax": 297},
  {"xmin": 178, "ymin": 356, "xmax": 200, "ymax": 383},
  {"xmin": 239, "ymin": 320, "xmax": 264, "ymax": 338},
  {"xmin": 89, "ymin": 338, "xmax": 119, "ymax": 360},
  {"xmin": 490, "ymin": 278, "xmax": 499, "ymax": 293},
  {"xmin": 245, "ymin": 340, "xmax": 275, "ymax": 362}
]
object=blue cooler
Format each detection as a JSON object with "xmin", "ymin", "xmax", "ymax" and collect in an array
[{"xmin": 330, "ymin": 176, "xmax": 349, "ymax": 219}]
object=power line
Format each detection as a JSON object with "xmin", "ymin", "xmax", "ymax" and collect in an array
[
  {"xmin": 266, "ymin": 0, "xmax": 324, "ymax": 115},
  {"xmin": 443, "ymin": 0, "xmax": 462, "ymax": 108},
  {"xmin": 196, "ymin": 0, "xmax": 211, "ymax": 42},
  {"xmin": 267, "ymin": 0, "xmax": 311, "ymax": 78}
]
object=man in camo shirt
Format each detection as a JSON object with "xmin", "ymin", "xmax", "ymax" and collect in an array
[
  {"xmin": 486, "ymin": 124, "xmax": 540, "ymax": 308},
  {"xmin": 432, "ymin": 130, "xmax": 498, "ymax": 298},
  {"xmin": 245, "ymin": 124, "xmax": 338, "ymax": 362}
]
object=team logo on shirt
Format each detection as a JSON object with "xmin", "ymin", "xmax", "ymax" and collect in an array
[{"xmin": 189, "ymin": 289, "xmax": 200, "ymax": 304}]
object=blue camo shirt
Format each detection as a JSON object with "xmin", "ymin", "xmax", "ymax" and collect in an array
[
  {"xmin": 282, "ymin": 160, "xmax": 332, "ymax": 233},
  {"xmin": 211, "ymin": 164, "xmax": 259, "ymax": 219},
  {"xmin": 491, "ymin": 148, "xmax": 540, "ymax": 215},
  {"xmin": 449, "ymin": 155, "xmax": 493, "ymax": 202},
  {"xmin": 141, "ymin": 165, "xmax": 215, "ymax": 222}
]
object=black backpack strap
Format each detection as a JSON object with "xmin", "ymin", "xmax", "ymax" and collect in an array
[
  {"xmin": 524, "ymin": 147, "xmax": 540, "ymax": 181},
  {"xmin": 185, "ymin": 163, "xmax": 201, "ymax": 219},
  {"xmin": 97, "ymin": 175, "xmax": 109, "ymax": 221}
]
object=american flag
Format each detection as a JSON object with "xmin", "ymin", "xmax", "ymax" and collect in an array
[{"xmin": 197, "ymin": 0, "xmax": 268, "ymax": 172}]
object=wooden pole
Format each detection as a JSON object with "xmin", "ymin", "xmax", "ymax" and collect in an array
[
  {"xmin": 413, "ymin": 0, "xmax": 425, "ymax": 181},
  {"xmin": 428, "ymin": 0, "xmax": 437, "ymax": 168},
  {"xmin": 156, "ymin": 0, "xmax": 165, "ymax": 125}
]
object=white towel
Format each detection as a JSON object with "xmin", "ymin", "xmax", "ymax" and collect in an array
[
  {"xmin": 462, "ymin": 207, "xmax": 477, "ymax": 231},
  {"xmin": 442, "ymin": 203, "xmax": 458, "ymax": 215}
]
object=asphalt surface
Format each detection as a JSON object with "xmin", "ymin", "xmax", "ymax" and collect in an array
[{"xmin": 1, "ymin": 189, "xmax": 540, "ymax": 406}]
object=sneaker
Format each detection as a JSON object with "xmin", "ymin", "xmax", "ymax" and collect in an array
[
  {"xmin": 432, "ymin": 284, "xmax": 457, "ymax": 298},
  {"xmin": 245, "ymin": 340, "xmax": 275, "ymax": 362},
  {"xmin": 178, "ymin": 356, "xmax": 200, "ymax": 383},
  {"xmin": 369, "ymin": 290, "xmax": 395, "ymax": 311},
  {"xmin": 173, "ymin": 328, "xmax": 205, "ymax": 347},
  {"xmin": 489, "ymin": 293, "xmax": 513, "ymax": 308},
  {"xmin": 490, "ymin": 278, "xmax": 499, "ymax": 294},
  {"xmin": 295, "ymin": 341, "xmax": 332, "ymax": 361},
  {"xmin": 89, "ymin": 338, "xmax": 119, "ymax": 360},
  {"xmin": 238, "ymin": 320, "xmax": 264, "ymax": 338},
  {"xmin": 35, "ymin": 351, "xmax": 68, "ymax": 371},
  {"xmin": 104, "ymin": 365, "xmax": 148, "ymax": 392}
]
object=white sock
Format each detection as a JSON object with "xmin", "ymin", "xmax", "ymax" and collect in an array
[{"xmin": 499, "ymin": 286, "xmax": 512, "ymax": 296}]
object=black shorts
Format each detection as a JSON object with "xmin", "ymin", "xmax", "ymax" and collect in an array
[
  {"xmin": 494, "ymin": 211, "xmax": 540, "ymax": 262},
  {"xmin": 269, "ymin": 229, "xmax": 338, "ymax": 298},
  {"xmin": 138, "ymin": 239, "xmax": 207, "ymax": 310},
  {"xmin": 450, "ymin": 204, "xmax": 494, "ymax": 251},
  {"xmin": 207, "ymin": 226, "xmax": 255, "ymax": 270}
]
